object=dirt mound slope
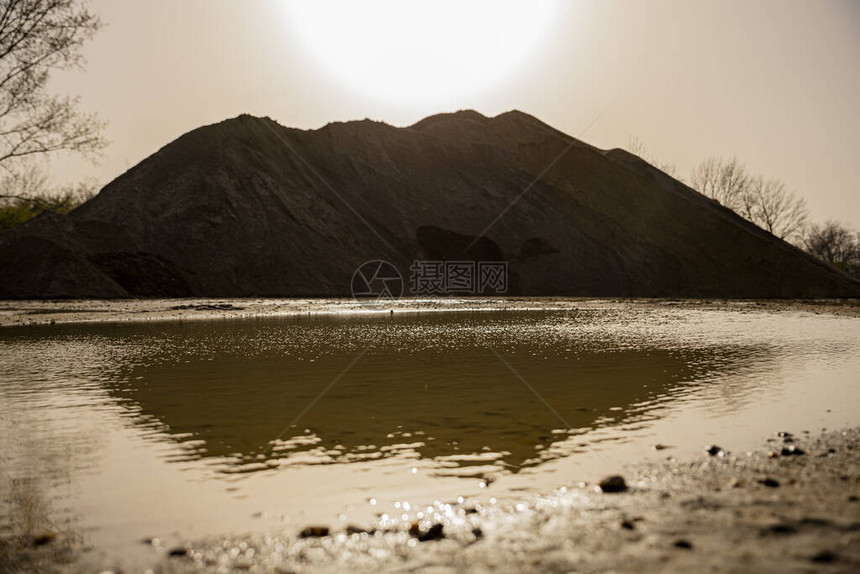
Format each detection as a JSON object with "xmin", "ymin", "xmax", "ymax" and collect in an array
[{"xmin": 1, "ymin": 110, "xmax": 857, "ymax": 298}]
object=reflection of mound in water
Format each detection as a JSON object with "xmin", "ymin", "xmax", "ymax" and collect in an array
[
  {"xmin": 351, "ymin": 260, "xmax": 403, "ymax": 303},
  {"xmin": 96, "ymin": 312, "xmax": 768, "ymax": 479}
]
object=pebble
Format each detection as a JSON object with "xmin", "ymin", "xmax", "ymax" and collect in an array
[
  {"xmin": 763, "ymin": 522, "xmax": 797, "ymax": 535},
  {"xmin": 409, "ymin": 522, "xmax": 444, "ymax": 542},
  {"xmin": 299, "ymin": 526, "xmax": 330, "ymax": 538},
  {"xmin": 811, "ymin": 550, "xmax": 839, "ymax": 563},
  {"xmin": 781, "ymin": 445, "xmax": 805, "ymax": 456},
  {"xmin": 705, "ymin": 445, "xmax": 724, "ymax": 456},
  {"xmin": 167, "ymin": 547, "xmax": 190, "ymax": 558},
  {"xmin": 673, "ymin": 539, "xmax": 693, "ymax": 549},
  {"xmin": 29, "ymin": 532, "xmax": 57, "ymax": 546},
  {"xmin": 757, "ymin": 477, "xmax": 780, "ymax": 488},
  {"xmin": 598, "ymin": 475, "xmax": 628, "ymax": 493}
]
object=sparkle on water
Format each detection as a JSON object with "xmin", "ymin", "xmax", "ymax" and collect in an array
[{"xmin": 0, "ymin": 303, "xmax": 858, "ymax": 569}]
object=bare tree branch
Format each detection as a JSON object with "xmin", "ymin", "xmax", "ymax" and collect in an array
[
  {"xmin": 690, "ymin": 156, "xmax": 809, "ymax": 242},
  {"xmin": 802, "ymin": 220, "xmax": 860, "ymax": 278},
  {"xmin": 0, "ymin": 0, "xmax": 105, "ymax": 175},
  {"xmin": 742, "ymin": 176, "xmax": 808, "ymax": 241},
  {"xmin": 690, "ymin": 156, "xmax": 750, "ymax": 211}
]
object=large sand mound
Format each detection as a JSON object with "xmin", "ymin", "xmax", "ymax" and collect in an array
[{"xmin": 1, "ymin": 110, "xmax": 857, "ymax": 298}]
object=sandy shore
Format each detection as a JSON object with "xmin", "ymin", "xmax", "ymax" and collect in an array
[
  {"xmin": 1, "ymin": 296, "xmax": 859, "ymax": 329},
  {"xmin": 144, "ymin": 427, "xmax": 857, "ymax": 573},
  {"xmin": 6, "ymin": 427, "xmax": 850, "ymax": 573}
]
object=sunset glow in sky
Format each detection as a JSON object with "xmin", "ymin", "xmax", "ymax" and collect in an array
[
  {"xmin": 50, "ymin": 0, "xmax": 860, "ymax": 227},
  {"xmin": 285, "ymin": 0, "xmax": 558, "ymax": 105}
]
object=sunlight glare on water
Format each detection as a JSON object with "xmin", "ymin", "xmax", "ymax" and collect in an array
[{"xmin": 0, "ymin": 303, "xmax": 858, "ymax": 565}]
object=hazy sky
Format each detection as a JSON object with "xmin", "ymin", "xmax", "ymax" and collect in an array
[{"xmin": 50, "ymin": 0, "xmax": 860, "ymax": 228}]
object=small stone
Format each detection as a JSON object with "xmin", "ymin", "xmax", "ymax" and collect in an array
[
  {"xmin": 471, "ymin": 527, "xmax": 483, "ymax": 540},
  {"xmin": 777, "ymin": 431, "xmax": 793, "ymax": 439},
  {"xmin": 598, "ymin": 475, "xmax": 628, "ymax": 493},
  {"xmin": 673, "ymin": 539, "xmax": 693, "ymax": 549},
  {"xmin": 811, "ymin": 550, "xmax": 838, "ymax": 563},
  {"xmin": 781, "ymin": 445, "xmax": 805, "ymax": 456},
  {"xmin": 620, "ymin": 520, "xmax": 635, "ymax": 530},
  {"xmin": 652, "ymin": 444, "xmax": 671, "ymax": 451},
  {"xmin": 168, "ymin": 547, "xmax": 190, "ymax": 558},
  {"xmin": 345, "ymin": 525, "xmax": 375, "ymax": 535},
  {"xmin": 299, "ymin": 526, "xmax": 329, "ymax": 538},
  {"xmin": 758, "ymin": 477, "xmax": 780, "ymax": 488},
  {"xmin": 30, "ymin": 532, "xmax": 57, "ymax": 546},
  {"xmin": 763, "ymin": 522, "xmax": 797, "ymax": 535},
  {"xmin": 727, "ymin": 478, "xmax": 742, "ymax": 488},
  {"xmin": 409, "ymin": 522, "xmax": 444, "ymax": 542},
  {"xmin": 848, "ymin": 495, "xmax": 858, "ymax": 502},
  {"xmin": 705, "ymin": 445, "xmax": 723, "ymax": 456}
]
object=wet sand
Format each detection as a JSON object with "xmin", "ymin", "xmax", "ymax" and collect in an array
[
  {"xmin": 5, "ymin": 427, "xmax": 857, "ymax": 573},
  {"xmin": 157, "ymin": 428, "xmax": 860, "ymax": 573},
  {"xmin": 1, "ymin": 296, "xmax": 859, "ymax": 329}
]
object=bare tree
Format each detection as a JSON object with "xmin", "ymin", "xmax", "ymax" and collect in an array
[
  {"xmin": 802, "ymin": 220, "xmax": 860, "ymax": 278},
  {"xmin": 689, "ymin": 156, "xmax": 809, "ymax": 242},
  {"xmin": 0, "ymin": 0, "xmax": 105, "ymax": 183},
  {"xmin": 739, "ymin": 176, "xmax": 808, "ymax": 241},
  {"xmin": 689, "ymin": 156, "xmax": 749, "ymax": 211}
]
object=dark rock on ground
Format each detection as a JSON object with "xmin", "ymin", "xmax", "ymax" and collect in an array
[
  {"xmin": 167, "ymin": 547, "xmax": 190, "ymax": 558},
  {"xmin": 599, "ymin": 475, "xmax": 628, "ymax": 493},
  {"xmin": 299, "ymin": 526, "xmax": 329, "ymax": 538},
  {"xmin": 409, "ymin": 522, "xmax": 445, "ymax": 542},
  {"xmin": 811, "ymin": 549, "xmax": 839, "ymax": 563},
  {"xmin": 706, "ymin": 445, "xmax": 724, "ymax": 456}
]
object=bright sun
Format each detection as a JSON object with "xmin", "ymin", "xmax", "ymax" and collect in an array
[{"xmin": 285, "ymin": 0, "xmax": 558, "ymax": 107}]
